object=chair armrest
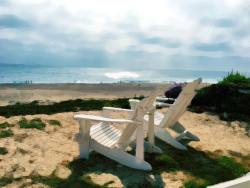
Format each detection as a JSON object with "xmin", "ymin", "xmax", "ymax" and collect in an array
[
  {"xmin": 103, "ymin": 107, "xmax": 134, "ymax": 113},
  {"xmin": 156, "ymin": 96, "xmax": 175, "ymax": 102},
  {"xmin": 155, "ymin": 102, "xmax": 172, "ymax": 108},
  {"xmin": 129, "ymin": 99, "xmax": 140, "ymax": 103},
  {"xmin": 129, "ymin": 99, "xmax": 140, "ymax": 110},
  {"xmin": 74, "ymin": 114, "xmax": 141, "ymax": 125}
]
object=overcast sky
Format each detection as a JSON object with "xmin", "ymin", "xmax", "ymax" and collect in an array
[{"xmin": 0, "ymin": 0, "xmax": 250, "ymax": 71}]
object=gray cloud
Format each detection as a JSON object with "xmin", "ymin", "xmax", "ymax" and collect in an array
[
  {"xmin": 137, "ymin": 35, "xmax": 181, "ymax": 48},
  {"xmin": 202, "ymin": 18, "xmax": 236, "ymax": 28},
  {"xmin": 192, "ymin": 42, "xmax": 232, "ymax": 52},
  {"xmin": 0, "ymin": 15, "xmax": 30, "ymax": 28},
  {"xmin": 0, "ymin": 0, "xmax": 249, "ymax": 72},
  {"xmin": 169, "ymin": 55, "xmax": 250, "ymax": 72},
  {"xmin": 212, "ymin": 18, "xmax": 236, "ymax": 28},
  {"xmin": 0, "ymin": 39, "xmax": 109, "ymax": 67},
  {"xmin": 233, "ymin": 29, "xmax": 250, "ymax": 38}
]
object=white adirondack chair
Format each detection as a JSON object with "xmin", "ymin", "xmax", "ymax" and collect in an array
[
  {"xmin": 131, "ymin": 78, "xmax": 202, "ymax": 150},
  {"xmin": 207, "ymin": 172, "xmax": 250, "ymax": 188},
  {"xmin": 74, "ymin": 91, "xmax": 159, "ymax": 171},
  {"xmin": 155, "ymin": 97, "xmax": 176, "ymax": 108}
]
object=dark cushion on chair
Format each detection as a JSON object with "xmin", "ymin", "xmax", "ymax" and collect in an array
[{"xmin": 165, "ymin": 84, "xmax": 184, "ymax": 99}]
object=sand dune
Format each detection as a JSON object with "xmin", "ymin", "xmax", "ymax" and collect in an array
[{"xmin": 0, "ymin": 110, "xmax": 249, "ymax": 187}]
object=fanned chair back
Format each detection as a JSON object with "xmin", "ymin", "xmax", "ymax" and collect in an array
[
  {"xmin": 116, "ymin": 87, "xmax": 159, "ymax": 149},
  {"xmin": 159, "ymin": 78, "xmax": 202, "ymax": 129}
]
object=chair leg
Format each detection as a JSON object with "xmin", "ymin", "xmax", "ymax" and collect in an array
[
  {"xmin": 171, "ymin": 122, "xmax": 200, "ymax": 141},
  {"xmin": 136, "ymin": 123, "xmax": 144, "ymax": 161},
  {"xmin": 144, "ymin": 141, "xmax": 163, "ymax": 154},
  {"xmin": 147, "ymin": 110, "xmax": 155, "ymax": 145},
  {"xmin": 176, "ymin": 130, "xmax": 200, "ymax": 141},
  {"xmin": 78, "ymin": 120, "xmax": 91, "ymax": 159},
  {"xmin": 170, "ymin": 121, "xmax": 186, "ymax": 133},
  {"xmin": 155, "ymin": 127, "xmax": 187, "ymax": 150},
  {"xmin": 185, "ymin": 131, "xmax": 200, "ymax": 141},
  {"xmin": 91, "ymin": 139, "xmax": 152, "ymax": 171}
]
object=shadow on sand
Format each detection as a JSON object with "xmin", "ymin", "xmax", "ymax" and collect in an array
[{"xmin": 30, "ymin": 139, "xmax": 248, "ymax": 188}]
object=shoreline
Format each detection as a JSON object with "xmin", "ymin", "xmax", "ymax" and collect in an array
[
  {"xmin": 0, "ymin": 83, "xmax": 167, "ymax": 106},
  {"xmin": 0, "ymin": 82, "xmax": 209, "ymax": 106}
]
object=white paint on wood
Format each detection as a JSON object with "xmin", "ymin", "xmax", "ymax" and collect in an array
[
  {"xmin": 91, "ymin": 139, "xmax": 152, "ymax": 171},
  {"xmin": 74, "ymin": 87, "xmax": 161, "ymax": 170},
  {"xmin": 143, "ymin": 78, "xmax": 202, "ymax": 150},
  {"xmin": 147, "ymin": 109, "xmax": 155, "ymax": 145},
  {"xmin": 79, "ymin": 120, "xmax": 91, "ymax": 159},
  {"xmin": 136, "ymin": 123, "xmax": 144, "ymax": 161}
]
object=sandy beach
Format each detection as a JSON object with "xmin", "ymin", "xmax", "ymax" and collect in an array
[
  {"xmin": 0, "ymin": 110, "xmax": 249, "ymax": 187},
  {"xmin": 0, "ymin": 83, "xmax": 249, "ymax": 187},
  {"xmin": 0, "ymin": 83, "xmax": 168, "ymax": 106}
]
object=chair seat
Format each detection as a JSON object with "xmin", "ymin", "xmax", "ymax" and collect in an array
[
  {"xmin": 144, "ymin": 111, "xmax": 164, "ymax": 127},
  {"xmin": 90, "ymin": 123, "xmax": 122, "ymax": 148}
]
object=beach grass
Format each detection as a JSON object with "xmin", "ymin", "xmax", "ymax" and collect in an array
[
  {"xmin": 48, "ymin": 119, "xmax": 61, "ymax": 126},
  {"xmin": 31, "ymin": 166, "xmax": 115, "ymax": 188},
  {"xmin": 217, "ymin": 156, "xmax": 247, "ymax": 177},
  {"xmin": 184, "ymin": 180, "xmax": 208, "ymax": 188},
  {"xmin": 155, "ymin": 153, "xmax": 179, "ymax": 169},
  {"xmin": 18, "ymin": 117, "xmax": 46, "ymax": 130},
  {"xmin": 191, "ymin": 72, "xmax": 250, "ymax": 122},
  {"xmin": 0, "ymin": 129, "xmax": 14, "ymax": 138},
  {"xmin": 0, "ymin": 98, "xmax": 132, "ymax": 118},
  {"xmin": 0, "ymin": 122, "xmax": 12, "ymax": 129},
  {"xmin": 0, "ymin": 178, "xmax": 13, "ymax": 187},
  {"xmin": 37, "ymin": 147, "xmax": 247, "ymax": 188},
  {"xmin": 220, "ymin": 71, "xmax": 250, "ymax": 87},
  {"xmin": 2, "ymin": 140, "xmax": 245, "ymax": 188},
  {"xmin": 0, "ymin": 147, "xmax": 8, "ymax": 155},
  {"xmin": 149, "ymin": 141, "xmax": 247, "ymax": 186}
]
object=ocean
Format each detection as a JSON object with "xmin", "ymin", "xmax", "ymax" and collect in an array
[{"xmin": 0, "ymin": 65, "xmax": 249, "ymax": 84}]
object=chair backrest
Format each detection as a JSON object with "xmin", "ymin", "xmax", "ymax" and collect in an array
[
  {"xmin": 131, "ymin": 93, "xmax": 158, "ymax": 122},
  {"xmin": 159, "ymin": 78, "xmax": 202, "ymax": 129},
  {"xmin": 116, "ymin": 87, "xmax": 159, "ymax": 149}
]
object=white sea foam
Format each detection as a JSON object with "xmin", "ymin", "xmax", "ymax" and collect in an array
[{"xmin": 104, "ymin": 71, "xmax": 139, "ymax": 79}]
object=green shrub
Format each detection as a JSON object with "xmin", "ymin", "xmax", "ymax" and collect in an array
[
  {"xmin": 0, "ymin": 129, "xmax": 14, "ymax": 138},
  {"xmin": 48, "ymin": 120, "xmax": 61, "ymax": 126},
  {"xmin": 0, "ymin": 178, "xmax": 13, "ymax": 187},
  {"xmin": 217, "ymin": 156, "xmax": 247, "ymax": 177},
  {"xmin": 0, "ymin": 122, "xmax": 12, "ymax": 129},
  {"xmin": 81, "ymin": 175, "xmax": 113, "ymax": 187},
  {"xmin": 0, "ymin": 98, "xmax": 131, "ymax": 117},
  {"xmin": 32, "ymin": 176, "xmax": 64, "ymax": 188},
  {"xmin": 184, "ymin": 180, "xmax": 208, "ymax": 188},
  {"xmin": 191, "ymin": 72, "xmax": 250, "ymax": 121},
  {"xmin": 19, "ymin": 117, "xmax": 46, "ymax": 130},
  {"xmin": 155, "ymin": 154, "xmax": 178, "ymax": 168},
  {"xmin": 0, "ymin": 147, "xmax": 8, "ymax": 155},
  {"xmin": 18, "ymin": 117, "xmax": 28, "ymax": 127},
  {"xmin": 220, "ymin": 71, "xmax": 250, "ymax": 87},
  {"xmin": 133, "ymin": 95, "xmax": 145, "ymax": 100}
]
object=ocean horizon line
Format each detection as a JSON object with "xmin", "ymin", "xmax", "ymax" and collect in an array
[{"xmin": 1, "ymin": 66, "xmax": 249, "ymax": 84}]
